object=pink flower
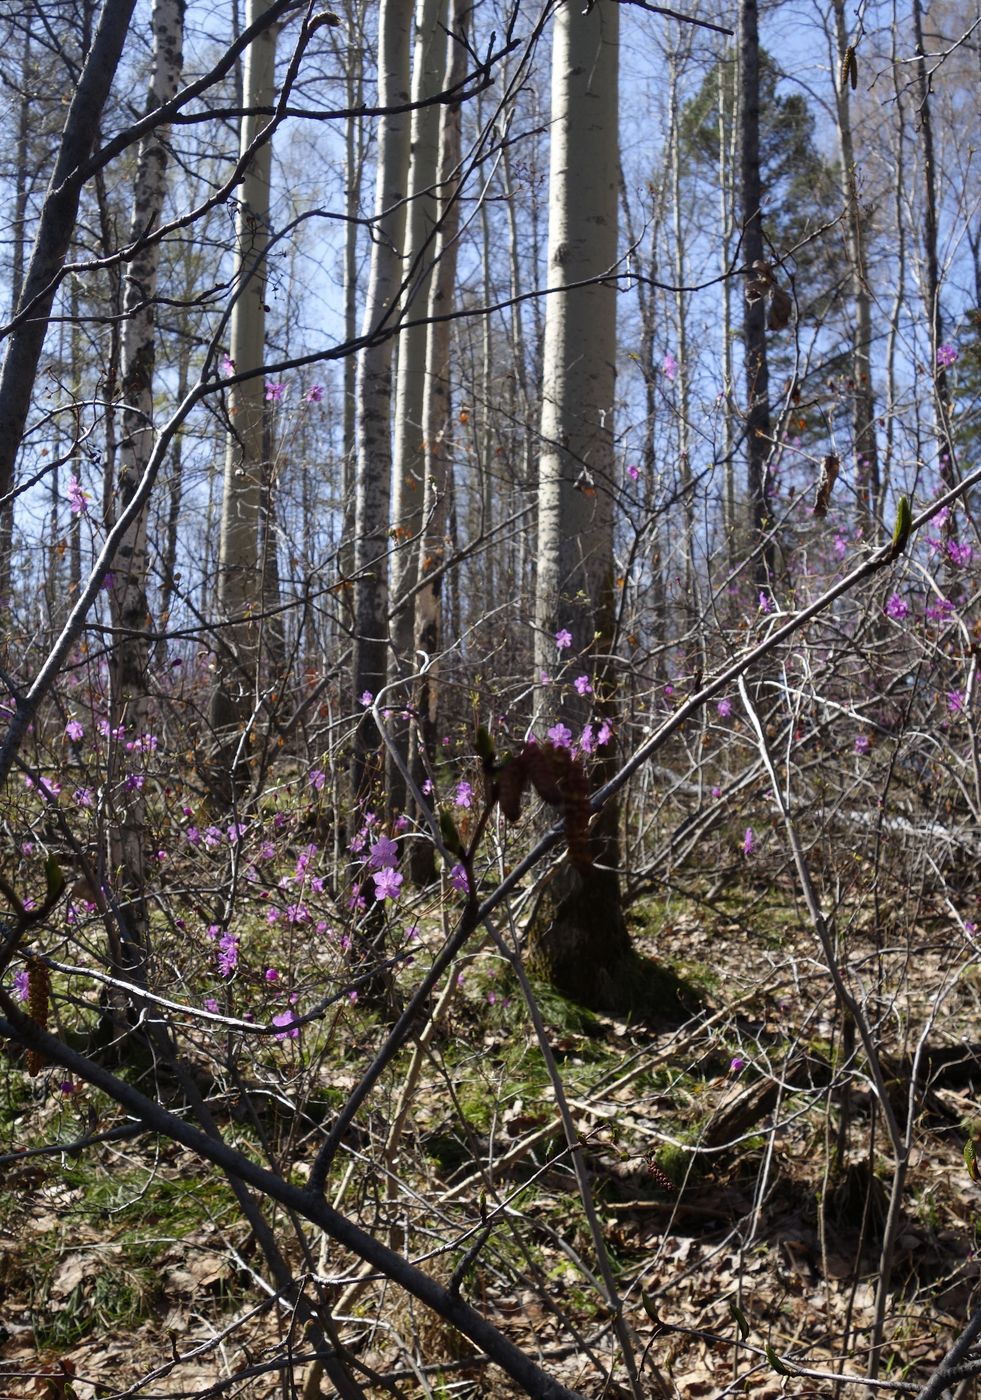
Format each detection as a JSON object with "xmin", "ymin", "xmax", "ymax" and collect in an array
[
  {"xmin": 449, "ymin": 864, "xmax": 470, "ymax": 894},
  {"xmin": 264, "ymin": 381, "xmax": 285, "ymax": 402},
  {"xmin": 597, "ymin": 720, "xmax": 613, "ymax": 746},
  {"xmin": 885, "ymin": 593, "xmax": 909, "ymax": 620},
  {"xmin": 711, "ymin": 786, "xmax": 721, "ymax": 798},
  {"xmin": 758, "ymin": 592, "xmax": 774, "ymax": 614},
  {"xmin": 372, "ymin": 867, "xmax": 403, "ymax": 902},
  {"xmin": 264, "ymin": 967, "xmax": 279, "ymax": 982},
  {"xmin": 217, "ymin": 933, "xmax": 239, "ymax": 977},
  {"xmin": 547, "ymin": 722, "xmax": 572, "ymax": 748},
  {"xmin": 555, "ymin": 629, "xmax": 573, "ymax": 651},
  {"xmin": 305, "ymin": 383, "xmax": 324, "ymax": 403},
  {"xmin": 717, "ymin": 698, "xmax": 732, "ymax": 718},
  {"xmin": 662, "ymin": 351, "xmax": 678, "ymax": 381},
  {"xmin": 360, "ymin": 690, "xmax": 373, "ymax": 707},
  {"xmin": 574, "ymin": 675, "xmax": 593, "ymax": 697},
  {"xmin": 854, "ymin": 733, "xmax": 870, "ymax": 754},
  {"xmin": 368, "ymin": 834, "xmax": 399, "ymax": 869},
  {"xmin": 948, "ymin": 539, "xmax": 973, "ymax": 568},
  {"xmin": 272, "ymin": 1010, "xmax": 301, "ymax": 1041},
  {"xmin": 455, "ymin": 780, "xmax": 473, "ymax": 808},
  {"xmin": 73, "ymin": 787, "xmax": 93, "ymax": 807},
  {"xmin": 309, "ymin": 769, "xmax": 326, "ymax": 791},
  {"xmin": 834, "ymin": 534, "xmax": 847, "ymax": 558},
  {"xmin": 729, "ymin": 1056, "xmax": 747, "ymax": 1074},
  {"xmin": 580, "ymin": 723, "xmax": 595, "ymax": 754},
  {"xmin": 12, "ymin": 969, "xmax": 29, "ymax": 1002},
  {"xmin": 65, "ymin": 719, "xmax": 84, "ymax": 742},
  {"xmin": 66, "ymin": 475, "xmax": 89, "ymax": 515},
  {"xmin": 220, "ymin": 353, "xmax": 235, "ymax": 376},
  {"xmin": 948, "ymin": 690, "xmax": 965, "ymax": 714},
  {"xmin": 743, "ymin": 827, "xmax": 754, "ymax": 856},
  {"xmin": 936, "ymin": 343, "xmax": 958, "ymax": 368},
  {"xmin": 627, "ymin": 464, "xmax": 640, "ymax": 481}
]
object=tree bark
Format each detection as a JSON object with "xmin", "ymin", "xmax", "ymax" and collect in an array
[
  {"xmin": 211, "ymin": 0, "xmax": 278, "ymax": 787},
  {"xmin": 526, "ymin": 0, "xmax": 632, "ymax": 1009},
  {"xmin": 349, "ymin": 0, "xmax": 412, "ymax": 806},
  {"xmin": 388, "ymin": 0, "xmax": 448, "ymax": 812},
  {"xmin": 832, "ymin": 0, "xmax": 881, "ymax": 537},
  {"xmin": 738, "ymin": 0, "xmax": 774, "ymax": 585},
  {"xmin": 106, "ymin": 0, "xmax": 184, "ymax": 964}
]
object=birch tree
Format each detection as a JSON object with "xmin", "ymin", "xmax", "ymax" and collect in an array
[
  {"xmin": 527, "ymin": 0, "xmax": 634, "ymax": 1007},
  {"xmin": 211, "ymin": 0, "xmax": 278, "ymax": 779},
  {"xmin": 107, "ymin": 0, "xmax": 184, "ymax": 956},
  {"xmin": 349, "ymin": 0, "xmax": 412, "ymax": 804}
]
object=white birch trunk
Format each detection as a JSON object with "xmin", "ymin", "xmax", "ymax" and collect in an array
[
  {"xmin": 106, "ymin": 0, "xmax": 183, "ymax": 955},
  {"xmin": 528, "ymin": 0, "xmax": 635, "ymax": 1011},
  {"xmin": 350, "ymin": 0, "xmax": 411, "ymax": 803},
  {"xmin": 212, "ymin": 0, "xmax": 277, "ymax": 761}
]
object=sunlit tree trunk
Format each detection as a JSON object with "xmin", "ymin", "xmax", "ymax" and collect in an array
[
  {"xmin": 211, "ymin": 0, "xmax": 277, "ymax": 784},
  {"xmin": 349, "ymin": 0, "xmax": 411, "ymax": 805},
  {"xmin": 527, "ymin": 0, "xmax": 633, "ymax": 1009},
  {"xmin": 832, "ymin": 0, "xmax": 881, "ymax": 537},
  {"xmin": 739, "ymin": 0, "xmax": 774, "ymax": 585},
  {"xmin": 388, "ymin": 0, "xmax": 448, "ymax": 811},
  {"xmin": 104, "ymin": 0, "xmax": 183, "ymax": 960},
  {"xmin": 412, "ymin": 0, "xmax": 468, "ymax": 813}
]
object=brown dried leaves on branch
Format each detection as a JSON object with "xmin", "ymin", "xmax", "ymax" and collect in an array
[{"xmin": 491, "ymin": 741, "xmax": 594, "ymax": 870}]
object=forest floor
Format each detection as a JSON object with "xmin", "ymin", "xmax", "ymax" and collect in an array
[{"xmin": 2, "ymin": 881, "xmax": 981, "ymax": 1399}]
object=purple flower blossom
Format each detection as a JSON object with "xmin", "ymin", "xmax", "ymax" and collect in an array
[
  {"xmin": 265, "ymin": 968, "xmax": 279, "ymax": 982},
  {"xmin": 305, "ymin": 383, "xmax": 324, "ymax": 403},
  {"xmin": 66, "ymin": 475, "xmax": 89, "ymax": 515},
  {"xmin": 72, "ymin": 787, "xmax": 93, "ymax": 807},
  {"xmin": 264, "ymin": 381, "xmax": 285, "ymax": 402},
  {"xmin": 285, "ymin": 903, "xmax": 311, "ymax": 925},
  {"xmin": 360, "ymin": 690, "xmax": 373, "ymax": 707},
  {"xmin": 65, "ymin": 719, "xmax": 84, "ymax": 742},
  {"xmin": 580, "ymin": 723, "xmax": 595, "ymax": 754},
  {"xmin": 627, "ymin": 464, "xmax": 640, "ymax": 481},
  {"xmin": 717, "ymin": 698, "xmax": 732, "ymax": 718},
  {"xmin": 937, "ymin": 343, "xmax": 958, "ymax": 368},
  {"xmin": 948, "ymin": 690, "xmax": 966, "ymax": 714},
  {"xmin": 185, "ymin": 826, "xmax": 201, "ymax": 846},
  {"xmin": 729, "ymin": 1056, "xmax": 747, "ymax": 1074},
  {"xmin": 758, "ymin": 591, "xmax": 774, "ymax": 614},
  {"xmin": 948, "ymin": 539, "xmax": 973, "ymax": 568},
  {"xmin": 555, "ymin": 629, "xmax": 573, "ymax": 651},
  {"xmin": 217, "ymin": 932, "xmax": 239, "ymax": 977},
  {"xmin": 203, "ymin": 826, "xmax": 222, "ymax": 849},
  {"xmin": 455, "ymin": 780, "xmax": 473, "ymax": 808},
  {"xmin": 854, "ymin": 733, "xmax": 870, "ymax": 755},
  {"xmin": 597, "ymin": 720, "xmax": 613, "ymax": 747},
  {"xmin": 926, "ymin": 597, "xmax": 954, "ymax": 623},
  {"xmin": 662, "ymin": 351, "xmax": 678, "ymax": 381},
  {"xmin": 368, "ymin": 834, "xmax": 399, "ymax": 869},
  {"xmin": 885, "ymin": 593, "xmax": 909, "ymax": 620},
  {"xmin": 309, "ymin": 769, "xmax": 326, "ymax": 791},
  {"xmin": 711, "ymin": 786, "xmax": 721, "ymax": 798},
  {"xmin": 220, "ymin": 353, "xmax": 235, "ymax": 377},
  {"xmin": 372, "ymin": 867, "xmax": 403, "ymax": 902},
  {"xmin": 547, "ymin": 722, "xmax": 572, "ymax": 749},
  {"xmin": 449, "ymin": 864, "xmax": 470, "ymax": 894},
  {"xmin": 347, "ymin": 882, "xmax": 365, "ymax": 912},
  {"xmin": 227, "ymin": 823, "xmax": 246, "ymax": 843},
  {"xmin": 272, "ymin": 1010, "xmax": 301, "ymax": 1041},
  {"xmin": 574, "ymin": 675, "xmax": 593, "ymax": 697},
  {"xmin": 743, "ymin": 827, "xmax": 754, "ymax": 856},
  {"xmin": 13, "ymin": 969, "xmax": 29, "ymax": 1002},
  {"xmin": 540, "ymin": 670, "xmax": 551, "ymax": 685},
  {"xmin": 833, "ymin": 534, "xmax": 847, "ymax": 558}
]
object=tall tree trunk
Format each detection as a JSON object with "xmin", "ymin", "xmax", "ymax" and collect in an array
[
  {"xmin": 738, "ymin": 0, "xmax": 774, "ymax": 586},
  {"xmin": 387, "ymin": 0, "xmax": 448, "ymax": 812},
  {"xmin": 0, "ymin": 0, "xmax": 135, "ymax": 619},
  {"xmin": 832, "ymin": 0, "xmax": 881, "ymax": 537},
  {"xmin": 211, "ymin": 0, "xmax": 277, "ymax": 788},
  {"xmin": 339, "ymin": 0, "xmax": 367, "ymax": 588},
  {"xmin": 107, "ymin": 0, "xmax": 184, "ymax": 963},
  {"xmin": 526, "ymin": 0, "xmax": 633, "ymax": 1011},
  {"xmin": 412, "ymin": 0, "xmax": 468, "ymax": 862},
  {"xmin": 912, "ymin": 0, "xmax": 957, "ymax": 500},
  {"xmin": 349, "ymin": 0, "xmax": 412, "ymax": 806}
]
